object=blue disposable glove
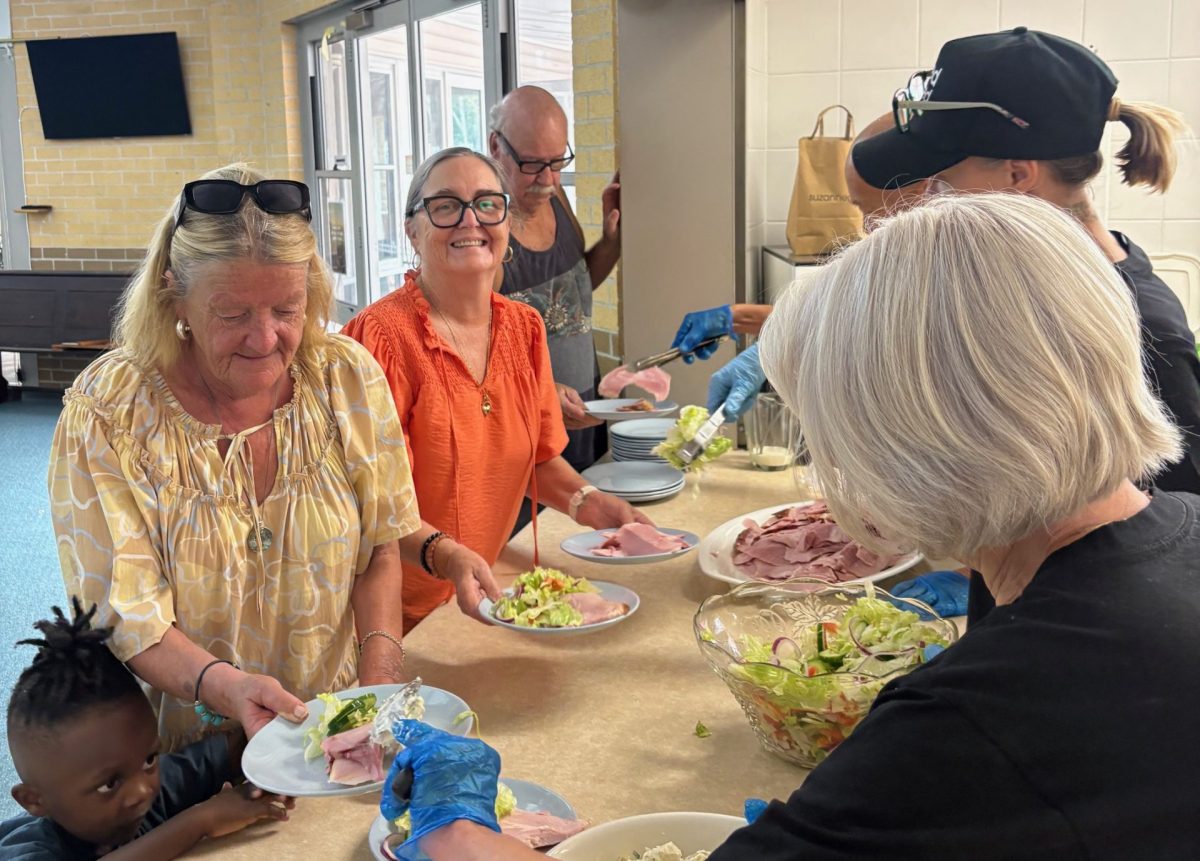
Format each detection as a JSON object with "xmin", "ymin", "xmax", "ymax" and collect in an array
[
  {"xmin": 744, "ymin": 798, "xmax": 769, "ymax": 823},
  {"xmin": 890, "ymin": 570, "xmax": 970, "ymax": 618},
  {"xmin": 381, "ymin": 720, "xmax": 501, "ymax": 860},
  {"xmin": 671, "ymin": 304, "xmax": 733, "ymax": 362},
  {"xmin": 707, "ymin": 343, "xmax": 766, "ymax": 420}
]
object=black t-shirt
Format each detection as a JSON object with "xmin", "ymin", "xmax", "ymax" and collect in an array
[
  {"xmin": 711, "ymin": 491, "xmax": 1200, "ymax": 861},
  {"xmin": 0, "ymin": 733, "xmax": 232, "ymax": 860},
  {"xmin": 1114, "ymin": 233, "xmax": 1200, "ymax": 495}
]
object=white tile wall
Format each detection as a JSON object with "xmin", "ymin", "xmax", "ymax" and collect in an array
[{"xmin": 745, "ymin": 0, "xmax": 1200, "ymax": 275}]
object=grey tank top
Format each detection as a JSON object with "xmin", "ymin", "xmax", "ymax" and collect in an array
[{"xmin": 500, "ymin": 196, "xmax": 597, "ymax": 392}]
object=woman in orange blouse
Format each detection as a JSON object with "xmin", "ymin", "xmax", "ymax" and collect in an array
[{"xmin": 344, "ymin": 148, "xmax": 649, "ymax": 631}]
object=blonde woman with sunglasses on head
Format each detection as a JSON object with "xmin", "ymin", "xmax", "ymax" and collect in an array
[{"xmin": 48, "ymin": 163, "xmax": 466, "ymax": 750}]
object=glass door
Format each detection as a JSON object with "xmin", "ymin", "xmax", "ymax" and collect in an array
[{"xmin": 298, "ymin": 1, "xmax": 501, "ymax": 315}]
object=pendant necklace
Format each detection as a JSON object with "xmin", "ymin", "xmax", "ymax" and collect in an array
[
  {"xmin": 199, "ymin": 373, "xmax": 278, "ymax": 553},
  {"xmin": 426, "ymin": 281, "xmax": 494, "ymax": 417}
]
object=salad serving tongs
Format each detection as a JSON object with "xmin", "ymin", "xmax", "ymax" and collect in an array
[
  {"xmin": 676, "ymin": 403, "xmax": 727, "ymax": 468},
  {"xmin": 632, "ymin": 335, "xmax": 729, "ymax": 372},
  {"xmin": 373, "ymin": 677, "xmax": 425, "ymax": 804}
]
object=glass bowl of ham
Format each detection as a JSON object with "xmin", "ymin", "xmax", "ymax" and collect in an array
[{"xmin": 693, "ymin": 579, "xmax": 958, "ymax": 768}]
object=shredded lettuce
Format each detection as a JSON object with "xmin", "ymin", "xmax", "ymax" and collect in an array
[
  {"xmin": 491, "ymin": 567, "xmax": 597, "ymax": 628},
  {"xmin": 302, "ymin": 692, "xmax": 346, "ymax": 761},
  {"xmin": 653, "ymin": 405, "xmax": 733, "ymax": 471}
]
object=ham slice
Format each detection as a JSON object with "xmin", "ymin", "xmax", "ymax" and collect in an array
[
  {"xmin": 500, "ymin": 809, "xmax": 589, "ymax": 848},
  {"xmin": 321, "ymin": 725, "xmax": 385, "ymax": 786},
  {"xmin": 564, "ymin": 591, "xmax": 630, "ymax": 624},
  {"xmin": 598, "ymin": 365, "xmax": 671, "ymax": 401},
  {"xmin": 591, "ymin": 523, "xmax": 689, "ymax": 557},
  {"xmin": 732, "ymin": 501, "xmax": 905, "ymax": 583}
]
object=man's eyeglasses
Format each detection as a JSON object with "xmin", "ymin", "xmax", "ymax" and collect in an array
[
  {"xmin": 495, "ymin": 133, "xmax": 574, "ymax": 175},
  {"xmin": 408, "ymin": 193, "xmax": 510, "ymax": 228},
  {"xmin": 892, "ymin": 70, "xmax": 1030, "ymax": 133},
  {"xmin": 174, "ymin": 179, "xmax": 311, "ymax": 231}
]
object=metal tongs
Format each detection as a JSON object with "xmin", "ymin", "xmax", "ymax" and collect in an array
[
  {"xmin": 676, "ymin": 404, "xmax": 727, "ymax": 467},
  {"xmin": 374, "ymin": 677, "xmax": 425, "ymax": 805},
  {"xmin": 632, "ymin": 335, "xmax": 729, "ymax": 371}
]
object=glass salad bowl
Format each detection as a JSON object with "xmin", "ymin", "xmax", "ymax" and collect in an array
[{"xmin": 693, "ymin": 579, "xmax": 958, "ymax": 768}]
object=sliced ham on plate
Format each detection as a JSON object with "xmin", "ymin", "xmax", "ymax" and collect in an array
[
  {"xmin": 732, "ymin": 501, "xmax": 906, "ymax": 583},
  {"xmin": 564, "ymin": 590, "xmax": 630, "ymax": 624},
  {"xmin": 501, "ymin": 809, "xmax": 590, "ymax": 848},
  {"xmin": 591, "ymin": 523, "xmax": 690, "ymax": 557},
  {"xmin": 598, "ymin": 365, "xmax": 671, "ymax": 401},
  {"xmin": 321, "ymin": 724, "xmax": 385, "ymax": 786}
]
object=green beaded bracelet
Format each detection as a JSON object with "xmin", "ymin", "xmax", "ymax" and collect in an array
[{"xmin": 193, "ymin": 659, "xmax": 235, "ymax": 726}]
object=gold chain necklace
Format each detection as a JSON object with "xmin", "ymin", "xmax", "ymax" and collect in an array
[{"xmin": 426, "ymin": 284, "xmax": 494, "ymax": 417}]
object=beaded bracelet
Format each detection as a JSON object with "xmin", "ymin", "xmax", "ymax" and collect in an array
[
  {"xmin": 420, "ymin": 531, "xmax": 446, "ymax": 574},
  {"xmin": 359, "ymin": 629, "xmax": 406, "ymax": 662},
  {"xmin": 193, "ymin": 659, "xmax": 236, "ymax": 726},
  {"xmin": 426, "ymin": 533, "xmax": 451, "ymax": 579}
]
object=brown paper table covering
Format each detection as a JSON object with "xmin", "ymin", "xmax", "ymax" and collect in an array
[{"xmin": 186, "ymin": 452, "xmax": 930, "ymax": 858}]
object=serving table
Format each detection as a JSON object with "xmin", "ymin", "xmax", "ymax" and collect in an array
[{"xmin": 187, "ymin": 452, "xmax": 930, "ymax": 859}]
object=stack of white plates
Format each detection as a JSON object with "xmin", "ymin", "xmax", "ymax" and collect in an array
[
  {"xmin": 581, "ymin": 461, "xmax": 685, "ymax": 503},
  {"xmin": 609, "ymin": 418, "xmax": 676, "ymax": 463}
]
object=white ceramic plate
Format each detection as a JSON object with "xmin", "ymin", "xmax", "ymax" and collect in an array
[
  {"xmin": 561, "ymin": 527, "xmax": 699, "ymax": 565},
  {"xmin": 609, "ymin": 417, "xmax": 677, "ymax": 441},
  {"xmin": 548, "ymin": 811, "xmax": 745, "ymax": 859},
  {"xmin": 581, "ymin": 461, "xmax": 684, "ymax": 495},
  {"xmin": 370, "ymin": 777, "xmax": 578, "ymax": 860},
  {"xmin": 241, "ymin": 684, "xmax": 472, "ymax": 797},
  {"xmin": 480, "ymin": 580, "xmax": 640, "ymax": 636},
  {"xmin": 585, "ymin": 399, "xmax": 679, "ymax": 422},
  {"xmin": 698, "ymin": 500, "xmax": 922, "ymax": 587}
]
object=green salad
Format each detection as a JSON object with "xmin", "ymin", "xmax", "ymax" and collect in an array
[
  {"xmin": 492, "ymin": 568, "xmax": 597, "ymax": 628},
  {"xmin": 302, "ymin": 692, "xmax": 379, "ymax": 760},
  {"xmin": 392, "ymin": 781, "xmax": 517, "ymax": 838},
  {"xmin": 720, "ymin": 595, "xmax": 952, "ymax": 766},
  {"xmin": 653, "ymin": 406, "xmax": 733, "ymax": 471}
]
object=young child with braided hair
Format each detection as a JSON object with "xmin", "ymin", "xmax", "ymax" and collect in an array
[{"xmin": 1, "ymin": 598, "xmax": 295, "ymax": 859}]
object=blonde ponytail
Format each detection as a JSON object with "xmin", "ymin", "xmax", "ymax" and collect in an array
[{"xmin": 1112, "ymin": 100, "xmax": 1189, "ymax": 193}]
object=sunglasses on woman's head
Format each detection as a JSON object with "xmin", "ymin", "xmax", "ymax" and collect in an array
[
  {"xmin": 173, "ymin": 179, "xmax": 312, "ymax": 231},
  {"xmin": 892, "ymin": 70, "xmax": 1030, "ymax": 133}
]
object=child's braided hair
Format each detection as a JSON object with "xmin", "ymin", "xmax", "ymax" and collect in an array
[{"xmin": 8, "ymin": 596, "xmax": 143, "ymax": 729}]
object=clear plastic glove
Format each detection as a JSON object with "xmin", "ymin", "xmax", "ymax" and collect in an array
[
  {"xmin": 707, "ymin": 343, "xmax": 766, "ymax": 420},
  {"xmin": 381, "ymin": 720, "xmax": 501, "ymax": 860},
  {"xmin": 890, "ymin": 570, "xmax": 970, "ymax": 618},
  {"xmin": 671, "ymin": 305, "xmax": 733, "ymax": 363}
]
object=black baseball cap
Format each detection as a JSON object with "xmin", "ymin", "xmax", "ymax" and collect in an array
[{"xmin": 853, "ymin": 27, "xmax": 1118, "ymax": 189}]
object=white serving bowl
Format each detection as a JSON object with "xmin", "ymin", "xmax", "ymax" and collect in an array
[{"xmin": 548, "ymin": 811, "xmax": 745, "ymax": 859}]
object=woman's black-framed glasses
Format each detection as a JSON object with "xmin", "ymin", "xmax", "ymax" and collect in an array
[
  {"xmin": 409, "ymin": 193, "xmax": 510, "ymax": 228},
  {"xmin": 174, "ymin": 179, "xmax": 312, "ymax": 231},
  {"xmin": 496, "ymin": 133, "xmax": 575, "ymax": 175},
  {"xmin": 892, "ymin": 70, "xmax": 1030, "ymax": 133}
]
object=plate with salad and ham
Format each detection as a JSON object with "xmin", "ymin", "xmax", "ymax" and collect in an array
[
  {"xmin": 562, "ymin": 523, "xmax": 699, "ymax": 565},
  {"xmin": 698, "ymin": 500, "xmax": 921, "ymax": 587},
  {"xmin": 241, "ymin": 682, "xmax": 473, "ymax": 797},
  {"xmin": 480, "ymin": 568, "xmax": 639, "ymax": 635},
  {"xmin": 370, "ymin": 777, "xmax": 587, "ymax": 859}
]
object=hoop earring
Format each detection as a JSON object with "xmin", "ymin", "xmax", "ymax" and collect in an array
[
  {"xmin": 412, "ymin": 252, "xmax": 422, "ymax": 270},
  {"xmin": 175, "ymin": 319, "xmax": 191, "ymax": 341},
  {"xmin": 503, "ymin": 245, "xmax": 514, "ymax": 264}
]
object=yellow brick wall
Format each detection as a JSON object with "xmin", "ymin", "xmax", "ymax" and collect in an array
[
  {"xmin": 11, "ymin": 0, "xmax": 324, "ymax": 255},
  {"xmin": 571, "ymin": 0, "xmax": 620, "ymax": 370}
]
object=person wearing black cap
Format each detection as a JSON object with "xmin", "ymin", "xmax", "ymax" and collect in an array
[
  {"xmin": 854, "ymin": 26, "xmax": 1198, "ymax": 497},
  {"xmin": 855, "ymin": 27, "xmax": 1199, "ymax": 626}
]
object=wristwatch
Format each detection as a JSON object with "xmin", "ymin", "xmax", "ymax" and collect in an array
[{"xmin": 568, "ymin": 485, "xmax": 599, "ymax": 521}]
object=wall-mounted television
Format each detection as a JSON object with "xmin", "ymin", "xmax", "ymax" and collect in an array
[{"xmin": 26, "ymin": 32, "xmax": 192, "ymax": 140}]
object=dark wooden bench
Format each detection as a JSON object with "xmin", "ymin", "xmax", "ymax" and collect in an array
[{"xmin": 0, "ymin": 271, "xmax": 132, "ymax": 394}]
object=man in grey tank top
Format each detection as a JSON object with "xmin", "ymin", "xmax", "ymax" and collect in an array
[{"xmin": 490, "ymin": 86, "xmax": 621, "ymax": 482}]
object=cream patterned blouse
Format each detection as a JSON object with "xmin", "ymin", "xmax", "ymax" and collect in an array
[{"xmin": 48, "ymin": 334, "xmax": 421, "ymax": 748}]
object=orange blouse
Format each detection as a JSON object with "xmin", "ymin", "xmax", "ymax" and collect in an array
[{"xmin": 342, "ymin": 271, "xmax": 568, "ymax": 629}]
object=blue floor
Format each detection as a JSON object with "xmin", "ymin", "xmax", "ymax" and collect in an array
[{"xmin": 0, "ymin": 390, "xmax": 65, "ymax": 821}]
